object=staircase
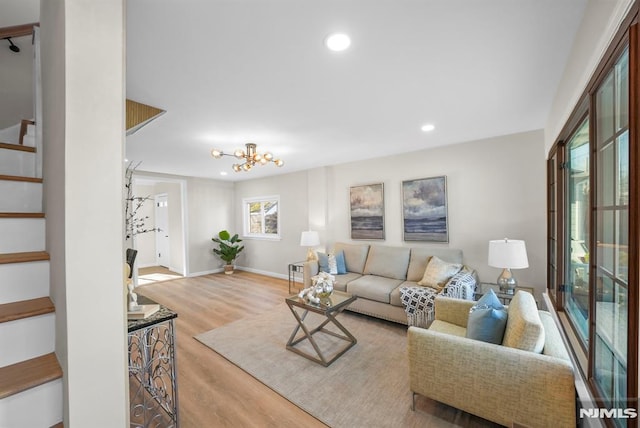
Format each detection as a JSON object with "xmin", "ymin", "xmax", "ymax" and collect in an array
[{"xmin": 0, "ymin": 140, "xmax": 63, "ymax": 427}]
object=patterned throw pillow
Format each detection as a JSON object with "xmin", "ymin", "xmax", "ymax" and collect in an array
[
  {"xmin": 442, "ymin": 269, "xmax": 477, "ymax": 300},
  {"xmin": 465, "ymin": 289, "xmax": 508, "ymax": 344},
  {"xmin": 327, "ymin": 254, "xmax": 338, "ymax": 274},
  {"xmin": 417, "ymin": 256, "xmax": 462, "ymax": 291}
]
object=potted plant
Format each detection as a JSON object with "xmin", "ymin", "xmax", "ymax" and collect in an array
[{"xmin": 212, "ymin": 230, "xmax": 244, "ymax": 274}]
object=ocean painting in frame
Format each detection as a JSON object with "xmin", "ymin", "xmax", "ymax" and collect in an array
[
  {"xmin": 402, "ymin": 176, "xmax": 448, "ymax": 242},
  {"xmin": 350, "ymin": 183, "xmax": 384, "ymax": 240}
]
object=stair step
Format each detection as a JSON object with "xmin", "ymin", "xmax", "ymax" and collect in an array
[
  {"xmin": 0, "ymin": 180, "xmax": 42, "ymax": 212},
  {"xmin": 0, "ymin": 312, "xmax": 55, "ymax": 367},
  {"xmin": 0, "ymin": 174, "xmax": 42, "ymax": 183},
  {"xmin": 0, "ymin": 353, "xmax": 62, "ymax": 399},
  {"xmin": 0, "ymin": 251, "xmax": 49, "ymax": 265},
  {"xmin": 51, "ymin": 423, "xmax": 63, "ymax": 428},
  {"xmin": 0, "ymin": 142, "xmax": 36, "ymax": 153},
  {"xmin": 0, "ymin": 212, "xmax": 44, "ymax": 218},
  {"xmin": 0, "ymin": 217, "xmax": 45, "ymax": 253},
  {"xmin": 0, "ymin": 260, "xmax": 50, "ymax": 304},
  {"xmin": 0, "ymin": 297, "xmax": 54, "ymax": 324}
]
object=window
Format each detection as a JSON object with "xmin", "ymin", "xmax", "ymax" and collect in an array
[
  {"xmin": 242, "ymin": 196, "xmax": 280, "ymax": 239},
  {"xmin": 547, "ymin": 17, "xmax": 637, "ymax": 428}
]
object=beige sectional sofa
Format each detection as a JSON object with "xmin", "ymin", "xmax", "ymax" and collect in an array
[
  {"xmin": 407, "ymin": 291, "xmax": 576, "ymax": 427},
  {"xmin": 302, "ymin": 242, "xmax": 474, "ymax": 324}
]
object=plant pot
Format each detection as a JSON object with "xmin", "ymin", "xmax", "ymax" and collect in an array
[{"xmin": 224, "ymin": 264, "xmax": 235, "ymax": 275}]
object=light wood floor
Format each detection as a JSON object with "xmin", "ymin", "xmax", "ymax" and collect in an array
[
  {"xmin": 136, "ymin": 271, "xmax": 327, "ymax": 428},
  {"xmin": 136, "ymin": 271, "xmax": 498, "ymax": 428}
]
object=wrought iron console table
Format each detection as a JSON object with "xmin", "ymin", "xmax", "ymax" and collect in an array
[{"xmin": 127, "ymin": 296, "xmax": 179, "ymax": 427}]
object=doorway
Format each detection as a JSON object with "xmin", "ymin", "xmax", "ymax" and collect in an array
[{"xmin": 155, "ymin": 193, "xmax": 169, "ymax": 268}]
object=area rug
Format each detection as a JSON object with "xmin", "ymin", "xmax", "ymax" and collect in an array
[{"xmin": 195, "ymin": 304, "xmax": 494, "ymax": 428}]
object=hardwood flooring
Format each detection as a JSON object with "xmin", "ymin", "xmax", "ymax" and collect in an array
[{"xmin": 136, "ymin": 271, "xmax": 327, "ymax": 428}]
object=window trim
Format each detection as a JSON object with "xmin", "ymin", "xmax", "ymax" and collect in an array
[{"xmin": 241, "ymin": 195, "xmax": 281, "ymax": 240}]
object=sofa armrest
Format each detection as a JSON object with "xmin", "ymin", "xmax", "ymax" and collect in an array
[
  {"xmin": 407, "ymin": 327, "xmax": 575, "ymax": 427},
  {"xmin": 302, "ymin": 260, "xmax": 319, "ymax": 288},
  {"xmin": 433, "ymin": 296, "xmax": 475, "ymax": 328}
]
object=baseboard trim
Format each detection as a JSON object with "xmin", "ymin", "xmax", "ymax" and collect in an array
[{"xmin": 235, "ymin": 266, "xmax": 287, "ymax": 281}]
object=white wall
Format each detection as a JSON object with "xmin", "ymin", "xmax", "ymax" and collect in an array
[
  {"xmin": 41, "ymin": 1, "xmax": 128, "ymax": 426},
  {"xmin": 234, "ymin": 170, "xmax": 310, "ymax": 277},
  {"xmin": 186, "ymin": 177, "xmax": 235, "ymax": 275},
  {"xmin": 545, "ymin": 0, "xmax": 634, "ymax": 152},
  {"xmin": 232, "ymin": 131, "xmax": 547, "ymax": 296},
  {"xmin": 324, "ymin": 130, "xmax": 546, "ymax": 290}
]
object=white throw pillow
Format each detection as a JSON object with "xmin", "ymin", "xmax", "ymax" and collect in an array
[
  {"xmin": 417, "ymin": 256, "xmax": 462, "ymax": 291},
  {"xmin": 327, "ymin": 254, "xmax": 338, "ymax": 274}
]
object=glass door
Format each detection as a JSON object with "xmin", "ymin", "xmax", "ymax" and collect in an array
[
  {"xmin": 592, "ymin": 47, "xmax": 630, "ymax": 421},
  {"xmin": 564, "ymin": 119, "xmax": 590, "ymax": 344}
]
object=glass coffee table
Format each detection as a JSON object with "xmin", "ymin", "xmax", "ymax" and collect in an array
[{"xmin": 285, "ymin": 290, "xmax": 357, "ymax": 367}]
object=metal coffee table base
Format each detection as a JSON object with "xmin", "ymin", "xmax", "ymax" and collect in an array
[{"xmin": 286, "ymin": 304, "xmax": 357, "ymax": 367}]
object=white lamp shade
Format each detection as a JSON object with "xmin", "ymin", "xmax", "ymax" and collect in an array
[
  {"xmin": 488, "ymin": 239, "xmax": 529, "ymax": 269},
  {"xmin": 300, "ymin": 231, "xmax": 320, "ymax": 247}
]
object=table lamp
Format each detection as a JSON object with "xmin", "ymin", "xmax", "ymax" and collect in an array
[
  {"xmin": 488, "ymin": 238, "xmax": 529, "ymax": 295},
  {"xmin": 300, "ymin": 231, "xmax": 320, "ymax": 261}
]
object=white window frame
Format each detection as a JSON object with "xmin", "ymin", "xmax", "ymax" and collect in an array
[{"xmin": 242, "ymin": 195, "xmax": 281, "ymax": 240}]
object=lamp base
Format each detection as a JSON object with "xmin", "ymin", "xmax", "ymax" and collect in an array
[
  {"xmin": 306, "ymin": 248, "xmax": 317, "ymax": 261},
  {"xmin": 497, "ymin": 268, "xmax": 517, "ymax": 295}
]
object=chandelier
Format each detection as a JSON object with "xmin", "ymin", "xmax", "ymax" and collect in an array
[{"xmin": 211, "ymin": 143, "xmax": 284, "ymax": 172}]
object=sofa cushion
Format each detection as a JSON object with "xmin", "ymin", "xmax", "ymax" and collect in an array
[
  {"xmin": 363, "ymin": 245, "xmax": 411, "ymax": 280},
  {"xmin": 417, "ymin": 256, "xmax": 462, "ymax": 291},
  {"xmin": 347, "ymin": 275, "xmax": 404, "ymax": 304},
  {"xmin": 538, "ymin": 311, "xmax": 570, "ymax": 360},
  {"xmin": 331, "ymin": 272, "xmax": 362, "ymax": 292},
  {"xmin": 502, "ymin": 290, "xmax": 545, "ymax": 353},
  {"xmin": 465, "ymin": 290, "xmax": 508, "ymax": 344},
  {"xmin": 406, "ymin": 248, "xmax": 463, "ymax": 282},
  {"xmin": 334, "ymin": 242, "xmax": 370, "ymax": 274}
]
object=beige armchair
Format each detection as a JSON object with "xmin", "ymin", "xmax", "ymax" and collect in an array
[{"xmin": 407, "ymin": 293, "xmax": 576, "ymax": 428}]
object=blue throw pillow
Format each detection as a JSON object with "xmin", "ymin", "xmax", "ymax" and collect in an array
[
  {"xmin": 317, "ymin": 253, "xmax": 330, "ymax": 273},
  {"xmin": 465, "ymin": 289, "xmax": 508, "ymax": 345},
  {"xmin": 335, "ymin": 250, "xmax": 347, "ymax": 274}
]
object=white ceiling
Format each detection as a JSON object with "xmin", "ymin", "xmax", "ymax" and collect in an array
[{"xmin": 5, "ymin": 1, "xmax": 589, "ymax": 182}]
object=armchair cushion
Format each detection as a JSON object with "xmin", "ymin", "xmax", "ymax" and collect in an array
[{"xmin": 502, "ymin": 291, "xmax": 545, "ymax": 353}]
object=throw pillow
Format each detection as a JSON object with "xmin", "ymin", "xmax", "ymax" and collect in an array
[
  {"xmin": 335, "ymin": 250, "xmax": 347, "ymax": 274},
  {"xmin": 417, "ymin": 256, "xmax": 462, "ymax": 291},
  {"xmin": 465, "ymin": 289, "xmax": 508, "ymax": 344},
  {"xmin": 327, "ymin": 253, "xmax": 338, "ymax": 274},
  {"xmin": 442, "ymin": 269, "xmax": 477, "ymax": 300},
  {"xmin": 317, "ymin": 252, "xmax": 330, "ymax": 273}
]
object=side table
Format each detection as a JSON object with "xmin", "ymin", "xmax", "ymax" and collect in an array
[
  {"xmin": 128, "ymin": 296, "xmax": 179, "ymax": 427},
  {"xmin": 288, "ymin": 261, "xmax": 305, "ymax": 294},
  {"xmin": 475, "ymin": 283, "xmax": 537, "ymax": 306}
]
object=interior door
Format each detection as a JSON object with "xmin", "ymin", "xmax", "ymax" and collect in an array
[{"xmin": 155, "ymin": 193, "xmax": 169, "ymax": 268}]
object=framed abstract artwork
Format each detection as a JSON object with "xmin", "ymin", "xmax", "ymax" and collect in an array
[
  {"xmin": 349, "ymin": 183, "xmax": 385, "ymax": 240},
  {"xmin": 402, "ymin": 176, "xmax": 448, "ymax": 242}
]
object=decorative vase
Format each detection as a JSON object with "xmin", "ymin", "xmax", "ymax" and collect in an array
[
  {"xmin": 224, "ymin": 264, "xmax": 234, "ymax": 275},
  {"xmin": 315, "ymin": 280, "xmax": 334, "ymax": 299}
]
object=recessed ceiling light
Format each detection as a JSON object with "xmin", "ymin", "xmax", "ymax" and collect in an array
[
  {"xmin": 325, "ymin": 33, "xmax": 351, "ymax": 52},
  {"xmin": 421, "ymin": 124, "xmax": 435, "ymax": 132},
  {"xmin": 220, "ymin": 171, "xmax": 228, "ymax": 176}
]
